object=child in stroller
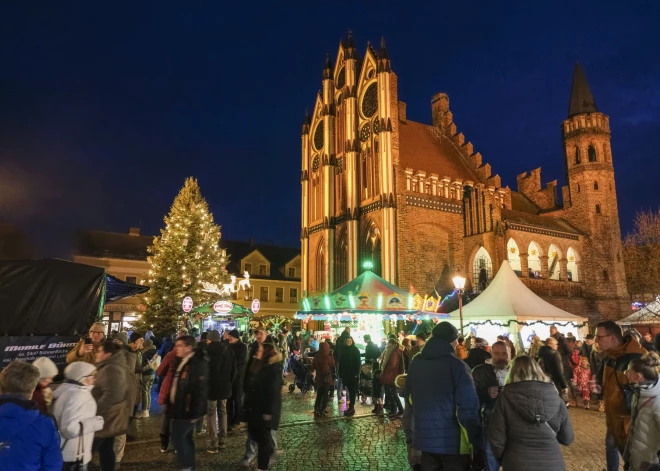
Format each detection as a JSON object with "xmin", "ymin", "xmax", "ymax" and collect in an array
[{"xmin": 288, "ymin": 353, "xmax": 315, "ymax": 394}]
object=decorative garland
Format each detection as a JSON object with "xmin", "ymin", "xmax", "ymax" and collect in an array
[{"xmin": 463, "ymin": 319, "xmax": 588, "ymax": 329}]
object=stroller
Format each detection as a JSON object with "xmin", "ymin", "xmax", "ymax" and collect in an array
[
  {"xmin": 288, "ymin": 354, "xmax": 315, "ymax": 394},
  {"xmin": 358, "ymin": 362, "xmax": 375, "ymax": 403}
]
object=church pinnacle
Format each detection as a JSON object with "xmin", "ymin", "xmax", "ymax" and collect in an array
[
  {"xmin": 568, "ymin": 63, "xmax": 598, "ymax": 117},
  {"xmin": 323, "ymin": 53, "xmax": 333, "ymax": 80}
]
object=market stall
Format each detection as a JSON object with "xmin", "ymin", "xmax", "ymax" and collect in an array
[
  {"xmin": 187, "ymin": 300, "xmax": 253, "ymax": 333},
  {"xmin": 617, "ymin": 297, "xmax": 660, "ymax": 337},
  {"xmin": 447, "ymin": 261, "xmax": 588, "ymax": 350},
  {"xmin": 296, "ymin": 268, "xmax": 449, "ymax": 344}
]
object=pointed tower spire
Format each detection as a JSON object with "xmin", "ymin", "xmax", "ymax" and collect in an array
[
  {"xmin": 301, "ymin": 108, "xmax": 311, "ymax": 136},
  {"xmin": 379, "ymin": 37, "xmax": 389, "ymax": 59},
  {"xmin": 568, "ymin": 63, "xmax": 598, "ymax": 117},
  {"xmin": 346, "ymin": 29, "xmax": 355, "ymax": 49},
  {"xmin": 323, "ymin": 53, "xmax": 333, "ymax": 80}
]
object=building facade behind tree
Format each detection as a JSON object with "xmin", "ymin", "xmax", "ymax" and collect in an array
[{"xmin": 300, "ymin": 32, "xmax": 628, "ymax": 322}]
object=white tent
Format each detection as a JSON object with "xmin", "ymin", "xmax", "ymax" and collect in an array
[
  {"xmin": 447, "ymin": 261, "xmax": 588, "ymax": 347},
  {"xmin": 618, "ymin": 298, "xmax": 660, "ymax": 326}
]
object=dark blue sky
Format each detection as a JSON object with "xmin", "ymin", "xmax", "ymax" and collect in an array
[{"xmin": 1, "ymin": 2, "xmax": 659, "ymax": 258}]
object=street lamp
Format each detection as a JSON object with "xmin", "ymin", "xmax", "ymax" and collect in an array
[{"xmin": 453, "ymin": 275, "xmax": 467, "ymax": 336}]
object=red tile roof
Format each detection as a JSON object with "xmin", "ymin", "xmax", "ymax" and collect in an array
[
  {"xmin": 502, "ymin": 209, "xmax": 582, "ymax": 235},
  {"xmin": 398, "ymin": 120, "xmax": 480, "ymax": 182}
]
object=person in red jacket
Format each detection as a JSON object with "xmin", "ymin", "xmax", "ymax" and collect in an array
[
  {"xmin": 156, "ymin": 346, "xmax": 181, "ymax": 452},
  {"xmin": 380, "ymin": 338, "xmax": 404, "ymax": 418}
]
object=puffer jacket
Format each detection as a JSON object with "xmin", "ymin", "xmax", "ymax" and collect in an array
[
  {"xmin": 488, "ymin": 380, "xmax": 574, "ymax": 471},
  {"xmin": 52, "ymin": 381, "xmax": 104, "ymax": 464},
  {"xmin": 169, "ymin": 347, "xmax": 209, "ymax": 420},
  {"xmin": 93, "ymin": 349, "xmax": 131, "ymax": 438},
  {"xmin": 406, "ymin": 336, "xmax": 482, "ymax": 455},
  {"xmin": 628, "ymin": 380, "xmax": 660, "ymax": 470},
  {"xmin": 0, "ymin": 396, "xmax": 62, "ymax": 471},
  {"xmin": 156, "ymin": 349, "xmax": 180, "ymax": 406},
  {"xmin": 537, "ymin": 345, "xmax": 568, "ymax": 391},
  {"xmin": 602, "ymin": 338, "xmax": 646, "ymax": 453},
  {"xmin": 381, "ymin": 347, "xmax": 404, "ymax": 385}
]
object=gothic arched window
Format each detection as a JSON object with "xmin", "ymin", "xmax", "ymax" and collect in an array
[
  {"xmin": 594, "ymin": 181, "xmax": 599, "ymax": 190},
  {"xmin": 575, "ymin": 147, "xmax": 581, "ymax": 164},
  {"xmin": 588, "ymin": 145, "xmax": 597, "ymax": 162},
  {"xmin": 596, "ymin": 204, "xmax": 601, "ymax": 214}
]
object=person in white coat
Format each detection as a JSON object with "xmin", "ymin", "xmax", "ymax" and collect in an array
[
  {"xmin": 52, "ymin": 361, "xmax": 105, "ymax": 470},
  {"xmin": 625, "ymin": 351, "xmax": 660, "ymax": 471}
]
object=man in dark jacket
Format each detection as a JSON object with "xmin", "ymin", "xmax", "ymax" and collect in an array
[
  {"xmin": 472, "ymin": 341, "xmax": 511, "ymax": 471},
  {"xmin": 579, "ymin": 334, "xmax": 595, "ymax": 358},
  {"xmin": 362, "ymin": 334, "xmax": 381, "ymax": 364},
  {"xmin": 538, "ymin": 337, "xmax": 568, "ymax": 394},
  {"xmin": 0, "ymin": 361, "xmax": 62, "ymax": 471},
  {"xmin": 170, "ymin": 335, "xmax": 209, "ymax": 470},
  {"xmin": 409, "ymin": 332, "xmax": 427, "ymax": 359},
  {"xmin": 407, "ymin": 322, "xmax": 482, "ymax": 470},
  {"xmin": 227, "ymin": 329, "xmax": 248, "ymax": 431},
  {"xmin": 206, "ymin": 330, "xmax": 237, "ymax": 453},
  {"xmin": 334, "ymin": 327, "xmax": 351, "ymax": 402}
]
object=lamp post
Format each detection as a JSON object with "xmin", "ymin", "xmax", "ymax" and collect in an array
[{"xmin": 453, "ymin": 275, "xmax": 467, "ymax": 336}]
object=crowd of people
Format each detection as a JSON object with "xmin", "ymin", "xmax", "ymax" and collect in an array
[{"xmin": 1, "ymin": 319, "xmax": 660, "ymax": 471}]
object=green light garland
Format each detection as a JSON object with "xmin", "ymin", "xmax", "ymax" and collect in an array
[{"xmin": 464, "ymin": 319, "xmax": 588, "ymax": 329}]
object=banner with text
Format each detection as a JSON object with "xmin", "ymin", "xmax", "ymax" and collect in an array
[{"xmin": 0, "ymin": 336, "xmax": 80, "ymax": 370}]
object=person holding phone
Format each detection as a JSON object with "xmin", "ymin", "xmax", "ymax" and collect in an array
[{"xmin": 67, "ymin": 322, "xmax": 106, "ymax": 365}]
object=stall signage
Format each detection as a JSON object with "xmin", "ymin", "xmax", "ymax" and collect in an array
[
  {"xmin": 251, "ymin": 298, "xmax": 261, "ymax": 314},
  {"xmin": 214, "ymin": 300, "xmax": 233, "ymax": 314},
  {"xmin": 182, "ymin": 296, "xmax": 194, "ymax": 313}
]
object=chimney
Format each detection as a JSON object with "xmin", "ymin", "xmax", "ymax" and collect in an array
[
  {"xmin": 398, "ymin": 101, "xmax": 407, "ymax": 123},
  {"xmin": 128, "ymin": 227, "xmax": 140, "ymax": 236}
]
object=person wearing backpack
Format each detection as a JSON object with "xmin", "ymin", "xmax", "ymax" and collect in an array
[
  {"xmin": 205, "ymin": 330, "xmax": 236, "ymax": 454},
  {"xmin": 52, "ymin": 362, "xmax": 105, "ymax": 470},
  {"xmin": 596, "ymin": 320, "xmax": 647, "ymax": 471}
]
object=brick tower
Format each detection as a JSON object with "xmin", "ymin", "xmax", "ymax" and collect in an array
[{"xmin": 561, "ymin": 63, "xmax": 628, "ymax": 318}]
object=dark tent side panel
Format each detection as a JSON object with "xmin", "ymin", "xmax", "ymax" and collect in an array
[{"xmin": 0, "ymin": 259, "xmax": 105, "ymax": 336}]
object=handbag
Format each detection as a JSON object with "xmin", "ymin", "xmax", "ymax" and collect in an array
[{"xmin": 61, "ymin": 422, "xmax": 86, "ymax": 471}]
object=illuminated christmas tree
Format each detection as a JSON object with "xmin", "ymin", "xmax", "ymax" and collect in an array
[{"xmin": 133, "ymin": 177, "xmax": 230, "ymax": 334}]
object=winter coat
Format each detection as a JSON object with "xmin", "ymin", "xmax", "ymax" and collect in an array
[
  {"xmin": 291, "ymin": 336, "xmax": 303, "ymax": 353},
  {"xmin": 579, "ymin": 342, "xmax": 593, "ymax": 359},
  {"xmin": 487, "ymin": 380, "xmax": 574, "ymax": 471},
  {"xmin": 207, "ymin": 341, "xmax": 237, "ymax": 401},
  {"xmin": 0, "ymin": 396, "xmax": 62, "ymax": 471},
  {"xmin": 552, "ymin": 332, "xmax": 575, "ymax": 381},
  {"xmin": 31, "ymin": 384, "xmax": 48, "ymax": 414},
  {"xmin": 537, "ymin": 345, "xmax": 568, "ymax": 391},
  {"xmin": 311, "ymin": 343, "xmax": 335, "ymax": 387},
  {"xmin": 156, "ymin": 349, "xmax": 179, "ymax": 406},
  {"xmin": 406, "ymin": 336, "xmax": 482, "ymax": 455},
  {"xmin": 140, "ymin": 347, "xmax": 158, "ymax": 375},
  {"xmin": 363, "ymin": 340, "xmax": 381, "ymax": 363},
  {"xmin": 628, "ymin": 380, "xmax": 660, "ymax": 471},
  {"xmin": 335, "ymin": 331, "xmax": 350, "ymax": 366},
  {"xmin": 169, "ymin": 347, "xmax": 209, "ymax": 420},
  {"xmin": 465, "ymin": 347, "xmax": 491, "ymax": 371},
  {"xmin": 338, "ymin": 344, "xmax": 361, "ymax": 381},
  {"xmin": 244, "ymin": 341, "xmax": 261, "ymax": 389},
  {"xmin": 602, "ymin": 338, "xmax": 647, "ymax": 453},
  {"xmin": 381, "ymin": 347, "xmax": 404, "ymax": 385},
  {"xmin": 124, "ymin": 347, "xmax": 140, "ymax": 410},
  {"xmin": 455, "ymin": 344, "xmax": 468, "ymax": 360},
  {"xmin": 229, "ymin": 340, "xmax": 248, "ymax": 381},
  {"xmin": 159, "ymin": 338, "xmax": 174, "ymax": 358},
  {"xmin": 591, "ymin": 348, "xmax": 605, "ymax": 378},
  {"xmin": 472, "ymin": 363, "xmax": 501, "ymax": 420},
  {"xmin": 93, "ymin": 349, "xmax": 131, "ymax": 438},
  {"xmin": 66, "ymin": 339, "xmax": 103, "ymax": 365},
  {"xmin": 244, "ymin": 352, "xmax": 283, "ymax": 430},
  {"xmin": 52, "ymin": 381, "xmax": 104, "ymax": 464}
]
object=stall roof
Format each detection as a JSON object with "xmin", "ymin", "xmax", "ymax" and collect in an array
[
  {"xmin": 448, "ymin": 260, "xmax": 586, "ymax": 322},
  {"xmin": 618, "ymin": 298, "xmax": 660, "ymax": 325}
]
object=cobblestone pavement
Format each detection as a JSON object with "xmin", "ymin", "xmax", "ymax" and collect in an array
[{"xmin": 118, "ymin": 378, "xmax": 621, "ymax": 471}]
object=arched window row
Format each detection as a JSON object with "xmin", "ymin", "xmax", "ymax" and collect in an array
[{"xmin": 506, "ymin": 238, "xmax": 580, "ymax": 282}]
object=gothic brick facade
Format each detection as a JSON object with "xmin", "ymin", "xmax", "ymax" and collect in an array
[{"xmin": 300, "ymin": 33, "xmax": 629, "ymax": 324}]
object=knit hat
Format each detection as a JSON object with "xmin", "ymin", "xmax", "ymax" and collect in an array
[
  {"xmin": 208, "ymin": 330, "xmax": 222, "ymax": 342},
  {"xmin": 129, "ymin": 332, "xmax": 143, "ymax": 344},
  {"xmin": 143, "ymin": 339, "xmax": 154, "ymax": 349},
  {"xmin": 64, "ymin": 361, "xmax": 97, "ymax": 382},
  {"xmin": 415, "ymin": 332, "xmax": 427, "ymax": 341},
  {"xmin": 113, "ymin": 332, "xmax": 129, "ymax": 345},
  {"xmin": 89, "ymin": 322, "xmax": 106, "ymax": 335},
  {"xmin": 33, "ymin": 357, "xmax": 58, "ymax": 379},
  {"xmin": 431, "ymin": 322, "xmax": 459, "ymax": 343},
  {"xmin": 229, "ymin": 329, "xmax": 240, "ymax": 339}
]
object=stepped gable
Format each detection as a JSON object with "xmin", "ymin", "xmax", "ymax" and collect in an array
[{"xmin": 398, "ymin": 120, "xmax": 480, "ymax": 182}]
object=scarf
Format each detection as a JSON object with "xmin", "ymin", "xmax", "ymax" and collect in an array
[{"xmin": 169, "ymin": 353, "xmax": 193, "ymax": 405}]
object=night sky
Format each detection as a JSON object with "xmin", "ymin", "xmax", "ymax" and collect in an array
[{"xmin": 1, "ymin": 2, "xmax": 659, "ymax": 258}]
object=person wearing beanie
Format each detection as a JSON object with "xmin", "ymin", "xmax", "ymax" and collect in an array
[
  {"xmin": 113, "ymin": 331, "xmax": 129, "ymax": 346},
  {"xmin": 206, "ymin": 330, "xmax": 237, "ymax": 453},
  {"xmin": 66, "ymin": 322, "xmax": 107, "ymax": 365},
  {"xmin": 226, "ymin": 329, "xmax": 248, "ymax": 431},
  {"xmin": 52, "ymin": 361, "xmax": 105, "ymax": 469},
  {"xmin": 407, "ymin": 321, "xmax": 482, "ymax": 467},
  {"xmin": 31, "ymin": 357, "xmax": 58, "ymax": 413}
]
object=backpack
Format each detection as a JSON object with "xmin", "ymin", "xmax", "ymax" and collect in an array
[{"xmin": 149, "ymin": 353, "xmax": 161, "ymax": 370}]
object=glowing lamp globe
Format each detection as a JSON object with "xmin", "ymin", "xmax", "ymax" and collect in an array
[{"xmin": 452, "ymin": 275, "xmax": 466, "ymax": 290}]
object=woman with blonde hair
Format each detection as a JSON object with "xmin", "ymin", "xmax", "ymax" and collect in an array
[{"xmin": 487, "ymin": 355, "xmax": 574, "ymax": 471}]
